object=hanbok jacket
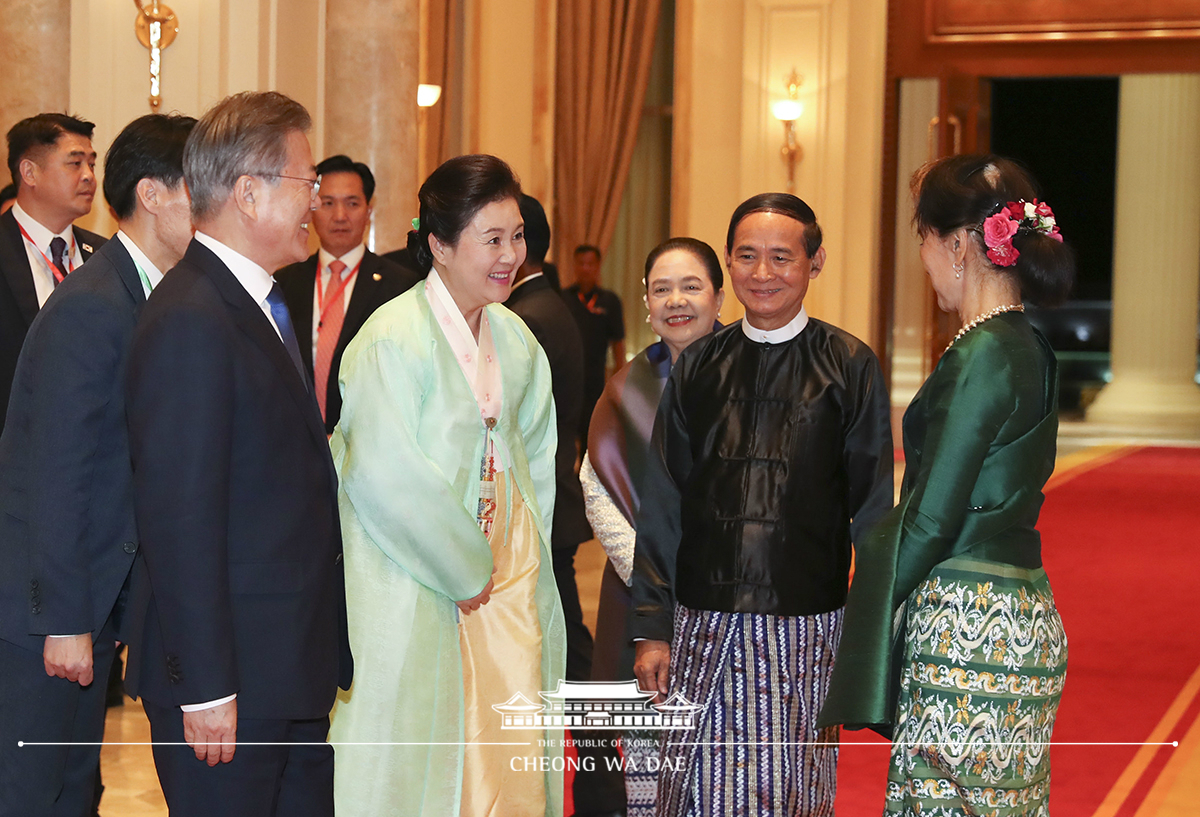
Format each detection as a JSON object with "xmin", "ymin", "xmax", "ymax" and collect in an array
[{"xmin": 327, "ymin": 285, "xmax": 566, "ymax": 815}]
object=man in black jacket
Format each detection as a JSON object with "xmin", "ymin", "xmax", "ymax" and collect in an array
[{"xmin": 631, "ymin": 194, "xmax": 893, "ymax": 816}]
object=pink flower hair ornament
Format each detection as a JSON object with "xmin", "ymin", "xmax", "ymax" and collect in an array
[{"xmin": 979, "ymin": 199, "xmax": 1063, "ymax": 267}]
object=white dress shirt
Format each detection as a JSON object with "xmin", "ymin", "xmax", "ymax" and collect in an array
[{"xmin": 11, "ymin": 202, "xmax": 86, "ymax": 307}]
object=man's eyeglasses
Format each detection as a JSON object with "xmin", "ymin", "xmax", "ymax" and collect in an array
[{"xmin": 258, "ymin": 173, "xmax": 321, "ymax": 194}]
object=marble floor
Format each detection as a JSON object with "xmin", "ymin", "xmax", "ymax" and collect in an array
[{"xmin": 96, "ymin": 535, "xmax": 613, "ymax": 817}]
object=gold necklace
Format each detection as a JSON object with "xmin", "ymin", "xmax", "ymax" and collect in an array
[{"xmin": 945, "ymin": 304, "xmax": 1024, "ymax": 352}]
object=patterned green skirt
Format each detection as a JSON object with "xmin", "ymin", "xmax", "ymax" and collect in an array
[{"xmin": 886, "ymin": 555, "xmax": 1068, "ymax": 816}]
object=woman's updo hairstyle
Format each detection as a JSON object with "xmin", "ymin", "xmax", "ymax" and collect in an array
[
  {"xmin": 912, "ymin": 153, "xmax": 1075, "ymax": 307},
  {"xmin": 405, "ymin": 154, "xmax": 523, "ymax": 271},
  {"xmin": 643, "ymin": 237, "xmax": 724, "ymax": 292}
]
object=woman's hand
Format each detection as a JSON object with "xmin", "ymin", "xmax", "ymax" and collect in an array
[{"xmin": 456, "ymin": 577, "xmax": 495, "ymax": 615}]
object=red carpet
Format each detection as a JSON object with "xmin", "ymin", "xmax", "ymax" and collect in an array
[
  {"xmin": 834, "ymin": 445, "xmax": 1200, "ymax": 816},
  {"xmin": 566, "ymin": 446, "xmax": 1200, "ymax": 815}
]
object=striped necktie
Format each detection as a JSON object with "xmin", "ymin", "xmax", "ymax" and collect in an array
[{"xmin": 313, "ymin": 260, "xmax": 347, "ymax": 422}]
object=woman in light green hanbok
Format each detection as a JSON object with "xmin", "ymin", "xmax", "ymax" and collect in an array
[{"xmin": 328, "ymin": 155, "xmax": 566, "ymax": 817}]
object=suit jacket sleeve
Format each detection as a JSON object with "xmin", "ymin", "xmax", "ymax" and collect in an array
[
  {"xmin": 27, "ymin": 287, "xmax": 123, "ymax": 635},
  {"xmin": 127, "ymin": 305, "xmax": 240, "ymax": 705},
  {"xmin": 336, "ymin": 336, "xmax": 494, "ymax": 601},
  {"xmin": 629, "ymin": 363, "xmax": 690, "ymax": 642}
]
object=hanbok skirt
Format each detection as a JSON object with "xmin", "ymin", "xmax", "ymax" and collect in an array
[
  {"xmin": 886, "ymin": 555, "xmax": 1068, "ymax": 816},
  {"xmin": 459, "ymin": 471, "xmax": 547, "ymax": 817}
]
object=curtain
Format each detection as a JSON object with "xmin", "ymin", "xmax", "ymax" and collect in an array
[{"xmin": 553, "ymin": 0, "xmax": 664, "ymax": 278}]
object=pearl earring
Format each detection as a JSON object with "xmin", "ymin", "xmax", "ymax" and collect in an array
[{"xmin": 953, "ymin": 261, "xmax": 964, "ymax": 279}]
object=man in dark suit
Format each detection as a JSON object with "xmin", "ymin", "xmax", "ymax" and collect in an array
[
  {"xmin": 124, "ymin": 92, "xmax": 352, "ymax": 817},
  {"xmin": 0, "ymin": 113, "xmax": 104, "ymax": 434},
  {"xmin": 506, "ymin": 197, "xmax": 625, "ymax": 815},
  {"xmin": 275, "ymin": 154, "xmax": 420, "ymax": 433},
  {"xmin": 380, "ymin": 244, "xmax": 425, "ymax": 277},
  {"xmin": 504, "ymin": 194, "xmax": 593, "ymax": 678},
  {"xmin": 0, "ymin": 113, "xmax": 196, "ymax": 817}
]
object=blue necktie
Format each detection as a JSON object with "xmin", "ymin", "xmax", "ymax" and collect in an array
[{"xmin": 265, "ymin": 283, "xmax": 308, "ymax": 388}]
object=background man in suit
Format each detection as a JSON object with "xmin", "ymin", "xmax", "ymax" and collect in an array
[
  {"xmin": 0, "ymin": 114, "xmax": 104, "ymax": 433},
  {"xmin": 276, "ymin": 154, "xmax": 421, "ymax": 433},
  {"xmin": 124, "ymin": 92, "xmax": 351, "ymax": 817},
  {"xmin": 506, "ymin": 195, "xmax": 625, "ymax": 817},
  {"xmin": 0, "ymin": 112, "xmax": 196, "ymax": 817},
  {"xmin": 505, "ymin": 194, "xmax": 593, "ymax": 678}
]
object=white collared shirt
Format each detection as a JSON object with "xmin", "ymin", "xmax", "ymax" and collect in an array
[
  {"xmin": 741, "ymin": 305, "xmax": 810, "ymax": 344},
  {"xmin": 193, "ymin": 232, "xmax": 282, "ymax": 341},
  {"xmin": 114, "ymin": 230, "xmax": 164, "ymax": 298},
  {"xmin": 310, "ymin": 243, "xmax": 366, "ymax": 358},
  {"xmin": 11, "ymin": 202, "xmax": 86, "ymax": 307},
  {"xmin": 509, "ymin": 270, "xmax": 544, "ymax": 293}
]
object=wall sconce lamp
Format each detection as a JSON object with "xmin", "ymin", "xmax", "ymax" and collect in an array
[
  {"xmin": 133, "ymin": 0, "xmax": 179, "ymax": 110},
  {"xmin": 417, "ymin": 84, "xmax": 442, "ymax": 108},
  {"xmin": 771, "ymin": 69, "xmax": 804, "ymax": 193}
]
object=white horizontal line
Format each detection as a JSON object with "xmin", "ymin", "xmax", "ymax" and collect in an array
[
  {"xmin": 18, "ymin": 741, "xmax": 530, "ymax": 747},
  {"xmin": 16, "ymin": 740, "xmax": 1179, "ymax": 748},
  {"xmin": 673, "ymin": 741, "xmax": 1180, "ymax": 747}
]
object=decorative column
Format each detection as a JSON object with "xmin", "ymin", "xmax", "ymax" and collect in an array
[
  {"xmin": 1087, "ymin": 74, "xmax": 1200, "ymax": 435},
  {"xmin": 325, "ymin": 0, "xmax": 420, "ymax": 255},
  {"xmin": 0, "ymin": 0, "xmax": 71, "ymax": 146}
]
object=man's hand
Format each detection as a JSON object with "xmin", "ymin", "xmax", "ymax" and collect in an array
[
  {"xmin": 43, "ymin": 634, "xmax": 94, "ymax": 686},
  {"xmin": 183, "ymin": 699, "xmax": 237, "ymax": 766},
  {"xmin": 634, "ymin": 640, "xmax": 671, "ymax": 704},
  {"xmin": 456, "ymin": 577, "xmax": 495, "ymax": 616}
]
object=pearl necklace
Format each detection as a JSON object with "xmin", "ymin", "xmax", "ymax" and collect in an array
[{"xmin": 945, "ymin": 304, "xmax": 1025, "ymax": 352}]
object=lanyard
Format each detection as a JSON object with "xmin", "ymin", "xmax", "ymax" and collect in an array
[
  {"xmin": 577, "ymin": 288, "xmax": 600, "ymax": 313},
  {"xmin": 17, "ymin": 223, "xmax": 76, "ymax": 283},
  {"xmin": 132, "ymin": 260, "xmax": 153, "ymax": 296},
  {"xmin": 315, "ymin": 260, "xmax": 360, "ymax": 327}
]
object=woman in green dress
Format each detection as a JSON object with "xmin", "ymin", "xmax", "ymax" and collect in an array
[
  {"xmin": 327, "ymin": 155, "xmax": 566, "ymax": 816},
  {"xmin": 819, "ymin": 154, "xmax": 1075, "ymax": 816}
]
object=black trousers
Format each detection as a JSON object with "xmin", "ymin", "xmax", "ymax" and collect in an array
[
  {"xmin": 0, "ymin": 630, "xmax": 117, "ymax": 817},
  {"xmin": 143, "ymin": 701, "xmax": 332, "ymax": 817},
  {"xmin": 553, "ymin": 544, "xmax": 594, "ymax": 683},
  {"xmin": 552, "ymin": 545, "xmax": 626, "ymax": 814}
]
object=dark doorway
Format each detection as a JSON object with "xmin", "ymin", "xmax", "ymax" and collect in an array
[
  {"xmin": 991, "ymin": 77, "xmax": 1118, "ymax": 301},
  {"xmin": 991, "ymin": 78, "xmax": 1120, "ymax": 410}
]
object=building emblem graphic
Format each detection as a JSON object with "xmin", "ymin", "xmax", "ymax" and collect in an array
[{"xmin": 492, "ymin": 680, "xmax": 700, "ymax": 730}]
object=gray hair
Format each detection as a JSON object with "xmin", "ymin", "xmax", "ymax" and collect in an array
[{"xmin": 183, "ymin": 91, "xmax": 312, "ymax": 220}]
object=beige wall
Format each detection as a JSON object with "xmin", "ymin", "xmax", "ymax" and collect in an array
[
  {"xmin": 67, "ymin": 0, "xmax": 324, "ymax": 238},
  {"xmin": 63, "ymin": 0, "xmax": 887, "ymax": 317},
  {"xmin": 465, "ymin": 0, "xmax": 555, "ymax": 209},
  {"xmin": 672, "ymin": 0, "xmax": 887, "ymax": 342}
]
